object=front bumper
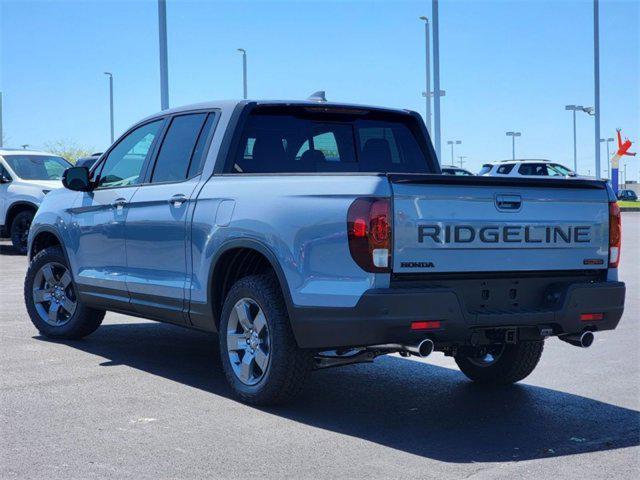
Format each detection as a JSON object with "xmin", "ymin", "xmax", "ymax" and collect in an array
[{"xmin": 290, "ymin": 281, "xmax": 626, "ymax": 349}]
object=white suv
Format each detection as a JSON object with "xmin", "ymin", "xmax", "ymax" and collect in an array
[
  {"xmin": 479, "ymin": 160, "xmax": 578, "ymax": 178},
  {"xmin": 0, "ymin": 149, "xmax": 71, "ymax": 253}
]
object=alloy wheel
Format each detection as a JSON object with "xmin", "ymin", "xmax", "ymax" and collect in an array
[
  {"xmin": 32, "ymin": 262, "xmax": 77, "ymax": 326},
  {"xmin": 226, "ymin": 298, "xmax": 271, "ymax": 386}
]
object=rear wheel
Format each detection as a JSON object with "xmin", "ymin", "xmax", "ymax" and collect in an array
[
  {"xmin": 454, "ymin": 341, "xmax": 544, "ymax": 385},
  {"xmin": 24, "ymin": 246, "xmax": 105, "ymax": 339},
  {"xmin": 11, "ymin": 210, "xmax": 34, "ymax": 254},
  {"xmin": 219, "ymin": 274, "xmax": 312, "ymax": 405}
]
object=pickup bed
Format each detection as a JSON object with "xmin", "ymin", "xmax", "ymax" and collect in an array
[{"xmin": 25, "ymin": 99, "xmax": 625, "ymax": 405}]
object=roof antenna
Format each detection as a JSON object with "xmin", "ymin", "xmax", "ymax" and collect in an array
[{"xmin": 307, "ymin": 91, "xmax": 327, "ymax": 103}]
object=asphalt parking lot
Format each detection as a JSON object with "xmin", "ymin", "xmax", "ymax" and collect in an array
[{"xmin": 1, "ymin": 213, "xmax": 638, "ymax": 480}]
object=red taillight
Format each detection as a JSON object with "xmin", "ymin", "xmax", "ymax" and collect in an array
[
  {"xmin": 411, "ymin": 321, "xmax": 441, "ymax": 330},
  {"xmin": 353, "ymin": 218, "xmax": 367, "ymax": 237},
  {"xmin": 580, "ymin": 313, "xmax": 604, "ymax": 321},
  {"xmin": 347, "ymin": 197, "xmax": 392, "ymax": 273},
  {"xmin": 609, "ymin": 202, "xmax": 621, "ymax": 268}
]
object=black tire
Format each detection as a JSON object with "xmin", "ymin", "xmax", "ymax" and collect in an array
[
  {"xmin": 219, "ymin": 274, "xmax": 312, "ymax": 405},
  {"xmin": 455, "ymin": 341, "xmax": 544, "ymax": 385},
  {"xmin": 11, "ymin": 210, "xmax": 34, "ymax": 254},
  {"xmin": 24, "ymin": 246, "xmax": 105, "ymax": 339}
]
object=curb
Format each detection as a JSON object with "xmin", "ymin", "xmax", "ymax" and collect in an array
[{"xmin": 620, "ymin": 208, "xmax": 640, "ymax": 212}]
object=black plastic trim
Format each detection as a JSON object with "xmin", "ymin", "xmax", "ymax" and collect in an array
[
  {"xmin": 388, "ymin": 173, "xmax": 608, "ymax": 189},
  {"xmin": 189, "ymin": 237, "xmax": 296, "ymax": 332},
  {"xmin": 290, "ymin": 280, "xmax": 625, "ymax": 349}
]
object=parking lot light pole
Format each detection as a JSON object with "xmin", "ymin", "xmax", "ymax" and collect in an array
[
  {"xmin": 600, "ymin": 137, "xmax": 614, "ymax": 177},
  {"xmin": 432, "ymin": 0, "xmax": 442, "ymax": 161},
  {"xmin": 593, "ymin": 0, "xmax": 601, "ymax": 179},
  {"xmin": 237, "ymin": 48, "xmax": 247, "ymax": 99},
  {"xmin": 103, "ymin": 72, "xmax": 114, "ymax": 144},
  {"xmin": 419, "ymin": 16, "xmax": 431, "ymax": 134},
  {"xmin": 506, "ymin": 132, "xmax": 521, "ymax": 160},
  {"xmin": 458, "ymin": 155, "xmax": 467, "ymax": 168},
  {"xmin": 158, "ymin": 0, "xmax": 169, "ymax": 110},
  {"xmin": 446, "ymin": 140, "xmax": 461, "ymax": 164},
  {"xmin": 565, "ymin": 105, "xmax": 594, "ymax": 173}
]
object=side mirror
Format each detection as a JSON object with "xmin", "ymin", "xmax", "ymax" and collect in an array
[
  {"xmin": 62, "ymin": 166, "xmax": 92, "ymax": 191},
  {"xmin": 0, "ymin": 174, "xmax": 10, "ymax": 184},
  {"xmin": 568, "ymin": 172, "xmax": 577, "ymax": 177}
]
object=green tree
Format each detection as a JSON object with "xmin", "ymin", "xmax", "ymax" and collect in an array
[{"xmin": 43, "ymin": 140, "xmax": 95, "ymax": 164}]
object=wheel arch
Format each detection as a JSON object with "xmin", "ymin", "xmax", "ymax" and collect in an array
[
  {"xmin": 6, "ymin": 201, "xmax": 38, "ymax": 230},
  {"xmin": 29, "ymin": 227, "xmax": 67, "ymax": 264},
  {"xmin": 207, "ymin": 239, "xmax": 296, "ymax": 332}
]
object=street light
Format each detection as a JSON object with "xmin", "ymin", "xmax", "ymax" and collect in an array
[
  {"xmin": 505, "ymin": 132, "xmax": 521, "ymax": 160},
  {"xmin": 565, "ymin": 105, "xmax": 594, "ymax": 173},
  {"xmin": 446, "ymin": 140, "xmax": 461, "ymax": 164},
  {"xmin": 432, "ymin": 0, "xmax": 442, "ymax": 161},
  {"xmin": 419, "ymin": 16, "xmax": 431, "ymax": 134},
  {"xmin": 458, "ymin": 155, "xmax": 467, "ymax": 169},
  {"xmin": 593, "ymin": 0, "xmax": 601, "ymax": 179},
  {"xmin": 237, "ymin": 48, "xmax": 247, "ymax": 100},
  {"xmin": 158, "ymin": 0, "xmax": 169, "ymax": 110},
  {"xmin": 103, "ymin": 72, "xmax": 114, "ymax": 144},
  {"xmin": 600, "ymin": 137, "xmax": 614, "ymax": 177}
]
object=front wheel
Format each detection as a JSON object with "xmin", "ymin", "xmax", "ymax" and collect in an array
[
  {"xmin": 454, "ymin": 341, "xmax": 544, "ymax": 385},
  {"xmin": 11, "ymin": 210, "xmax": 34, "ymax": 254},
  {"xmin": 219, "ymin": 274, "xmax": 312, "ymax": 405},
  {"xmin": 24, "ymin": 246, "xmax": 105, "ymax": 339}
]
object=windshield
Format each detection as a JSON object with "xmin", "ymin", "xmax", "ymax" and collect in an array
[
  {"xmin": 478, "ymin": 164, "xmax": 492, "ymax": 175},
  {"xmin": 548, "ymin": 163, "xmax": 573, "ymax": 176},
  {"xmin": 3, "ymin": 155, "xmax": 70, "ymax": 180}
]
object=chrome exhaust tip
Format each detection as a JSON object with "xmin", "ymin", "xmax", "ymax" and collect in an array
[
  {"xmin": 560, "ymin": 331, "xmax": 595, "ymax": 348},
  {"xmin": 406, "ymin": 338, "xmax": 434, "ymax": 358}
]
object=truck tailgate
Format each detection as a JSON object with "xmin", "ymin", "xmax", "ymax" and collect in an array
[{"xmin": 390, "ymin": 175, "xmax": 610, "ymax": 274}]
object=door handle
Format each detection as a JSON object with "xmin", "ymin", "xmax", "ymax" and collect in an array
[
  {"xmin": 168, "ymin": 194, "xmax": 187, "ymax": 207},
  {"xmin": 112, "ymin": 198, "xmax": 127, "ymax": 209},
  {"xmin": 495, "ymin": 194, "xmax": 522, "ymax": 211}
]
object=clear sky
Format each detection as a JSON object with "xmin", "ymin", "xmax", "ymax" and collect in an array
[{"xmin": 1, "ymin": 0, "xmax": 638, "ymax": 179}]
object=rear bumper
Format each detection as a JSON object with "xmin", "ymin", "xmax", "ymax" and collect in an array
[{"xmin": 290, "ymin": 281, "xmax": 625, "ymax": 349}]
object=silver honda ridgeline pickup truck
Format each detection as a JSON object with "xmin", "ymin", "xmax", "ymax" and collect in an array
[{"xmin": 25, "ymin": 100, "xmax": 626, "ymax": 405}]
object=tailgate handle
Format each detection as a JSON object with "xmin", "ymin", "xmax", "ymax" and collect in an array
[{"xmin": 495, "ymin": 194, "xmax": 522, "ymax": 211}]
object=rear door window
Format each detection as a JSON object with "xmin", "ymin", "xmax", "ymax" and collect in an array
[
  {"xmin": 231, "ymin": 108, "xmax": 431, "ymax": 174},
  {"xmin": 518, "ymin": 163, "xmax": 547, "ymax": 176},
  {"xmin": 151, "ymin": 113, "xmax": 210, "ymax": 183}
]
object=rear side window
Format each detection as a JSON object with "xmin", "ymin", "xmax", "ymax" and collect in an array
[
  {"xmin": 518, "ymin": 163, "xmax": 547, "ymax": 176},
  {"xmin": 151, "ymin": 113, "xmax": 210, "ymax": 183},
  {"xmin": 231, "ymin": 109, "xmax": 431, "ymax": 174},
  {"xmin": 496, "ymin": 164, "xmax": 515, "ymax": 175},
  {"xmin": 187, "ymin": 113, "xmax": 217, "ymax": 178}
]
